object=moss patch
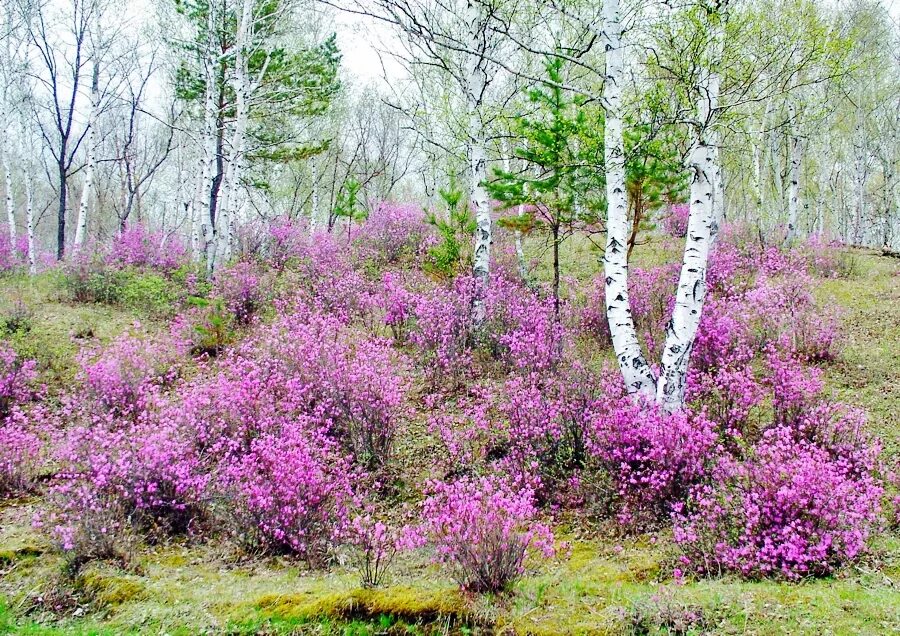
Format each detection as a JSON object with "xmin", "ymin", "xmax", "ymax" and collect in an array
[{"xmin": 74, "ymin": 566, "xmax": 148, "ymax": 609}]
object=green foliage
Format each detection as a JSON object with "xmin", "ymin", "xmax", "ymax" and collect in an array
[
  {"xmin": 170, "ymin": 0, "xmax": 342, "ymax": 191},
  {"xmin": 61, "ymin": 264, "xmax": 182, "ymax": 318},
  {"xmin": 424, "ymin": 184, "xmax": 476, "ymax": 278},
  {"xmin": 0, "ymin": 300, "xmax": 34, "ymax": 337},
  {"xmin": 185, "ymin": 296, "xmax": 236, "ymax": 357},
  {"xmin": 489, "ymin": 56, "xmax": 604, "ymax": 234},
  {"xmin": 117, "ymin": 272, "xmax": 180, "ymax": 317},
  {"xmin": 332, "ymin": 178, "xmax": 367, "ymax": 235}
]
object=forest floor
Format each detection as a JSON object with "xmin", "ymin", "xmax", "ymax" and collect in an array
[{"xmin": 1, "ymin": 243, "xmax": 899, "ymax": 635}]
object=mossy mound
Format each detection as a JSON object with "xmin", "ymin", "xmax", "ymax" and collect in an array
[
  {"xmin": 0, "ymin": 544, "xmax": 44, "ymax": 566},
  {"xmin": 74, "ymin": 566, "xmax": 148, "ymax": 609},
  {"xmin": 257, "ymin": 586, "xmax": 474, "ymax": 625}
]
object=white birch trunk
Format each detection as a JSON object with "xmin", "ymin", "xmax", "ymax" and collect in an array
[
  {"xmin": 469, "ymin": 124, "xmax": 491, "ymax": 326},
  {"xmin": 464, "ymin": 0, "xmax": 491, "ymax": 327},
  {"xmin": 309, "ymin": 160, "xmax": 320, "ymax": 235},
  {"xmin": 601, "ymin": 0, "xmax": 656, "ymax": 397},
  {"xmin": 214, "ymin": 0, "xmax": 253, "ymax": 269},
  {"xmin": 194, "ymin": 7, "xmax": 217, "ymax": 264},
  {"xmin": 655, "ymin": 75, "xmax": 718, "ymax": 411},
  {"xmin": 707, "ymin": 9, "xmax": 725, "ymax": 241},
  {"xmin": 2, "ymin": 151, "xmax": 13, "ymax": 243},
  {"xmin": 785, "ymin": 100, "xmax": 801, "ymax": 245},
  {"xmin": 74, "ymin": 63, "xmax": 100, "ymax": 251},
  {"xmin": 656, "ymin": 141, "xmax": 715, "ymax": 411},
  {"xmin": 25, "ymin": 176, "xmax": 35, "ymax": 275}
]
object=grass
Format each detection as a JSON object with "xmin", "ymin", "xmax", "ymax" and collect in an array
[{"xmin": 1, "ymin": 245, "xmax": 899, "ymax": 634}]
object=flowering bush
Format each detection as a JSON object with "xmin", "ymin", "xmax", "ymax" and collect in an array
[
  {"xmin": 212, "ymin": 261, "xmax": 269, "ymax": 325},
  {"xmin": 661, "ymin": 203, "xmax": 690, "ymax": 238},
  {"xmin": 42, "ymin": 419, "xmax": 208, "ymax": 567},
  {"xmin": 0, "ymin": 418, "xmax": 41, "ymax": 497},
  {"xmin": 381, "ymin": 272, "xmax": 415, "ymax": 342},
  {"xmin": 353, "ymin": 202, "xmax": 433, "ymax": 266},
  {"xmin": 674, "ymin": 424, "xmax": 883, "ymax": 580},
  {"xmin": 502, "ymin": 364, "xmax": 620, "ymax": 504},
  {"xmin": 106, "ymin": 224, "xmax": 186, "ymax": 273},
  {"xmin": 403, "ymin": 476, "xmax": 554, "ymax": 593},
  {"xmin": 767, "ymin": 348, "xmax": 824, "ymax": 427},
  {"xmin": 0, "ymin": 230, "xmax": 22, "ymax": 273},
  {"xmin": 483, "ymin": 275, "xmax": 564, "ymax": 374},
  {"xmin": 409, "ymin": 277, "xmax": 473, "ymax": 388},
  {"xmin": 266, "ymin": 217, "xmax": 309, "ymax": 270},
  {"xmin": 216, "ymin": 425, "xmax": 354, "ymax": 564},
  {"xmin": 1, "ymin": 343, "xmax": 37, "ymax": 419},
  {"xmin": 588, "ymin": 399, "xmax": 719, "ymax": 528},
  {"xmin": 78, "ymin": 330, "xmax": 178, "ymax": 417},
  {"xmin": 284, "ymin": 232, "xmax": 375, "ymax": 322},
  {"xmin": 349, "ymin": 513, "xmax": 401, "ymax": 587}
]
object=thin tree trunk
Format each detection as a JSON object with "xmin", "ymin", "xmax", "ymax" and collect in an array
[
  {"xmin": 215, "ymin": 0, "xmax": 253, "ymax": 269},
  {"xmin": 74, "ymin": 63, "xmax": 100, "ymax": 250},
  {"xmin": 2, "ymin": 150, "xmax": 13, "ymax": 243},
  {"xmin": 464, "ymin": 0, "xmax": 491, "ymax": 328},
  {"xmin": 707, "ymin": 7, "xmax": 725, "ymax": 242},
  {"xmin": 785, "ymin": 100, "xmax": 801, "ymax": 245},
  {"xmin": 25, "ymin": 176, "xmax": 35, "ymax": 275},
  {"xmin": 655, "ymin": 109, "xmax": 717, "ymax": 411},
  {"xmin": 601, "ymin": 0, "xmax": 655, "ymax": 397},
  {"xmin": 194, "ymin": 6, "xmax": 217, "ymax": 263},
  {"xmin": 309, "ymin": 160, "xmax": 320, "ymax": 235},
  {"xmin": 56, "ymin": 160, "xmax": 67, "ymax": 260}
]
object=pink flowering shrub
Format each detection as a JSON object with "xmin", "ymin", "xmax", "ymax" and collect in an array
[
  {"xmin": 674, "ymin": 424, "xmax": 882, "ymax": 580},
  {"xmin": 502, "ymin": 364, "xmax": 621, "ymax": 504},
  {"xmin": 1, "ymin": 343, "xmax": 37, "ymax": 419},
  {"xmin": 588, "ymin": 399, "xmax": 719, "ymax": 528},
  {"xmin": 349, "ymin": 513, "xmax": 401, "ymax": 587},
  {"xmin": 409, "ymin": 277, "xmax": 473, "ymax": 388},
  {"xmin": 284, "ymin": 232, "xmax": 375, "ymax": 322},
  {"xmin": 106, "ymin": 224, "xmax": 186, "ymax": 273},
  {"xmin": 0, "ymin": 418, "xmax": 42, "ymax": 497},
  {"xmin": 629, "ymin": 265, "xmax": 678, "ymax": 359},
  {"xmin": 267, "ymin": 216, "xmax": 308, "ymax": 270},
  {"xmin": 482, "ymin": 275, "xmax": 564, "ymax": 374},
  {"xmin": 578, "ymin": 278, "xmax": 612, "ymax": 345},
  {"xmin": 799, "ymin": 234, "xmax": 858, "ymax": 279},
  {"xmin": 662, "ymin": 203, "xmax": 690, "ymax": 238},
  {"xmin": 381, "ymin": 272, "xmax": 415, "ymax": 342},
  {"xmin": 0, "ymin": 230, "xmax": 23, "ymax": 272},
  {"xmin": 212, "ymin": 261, "xmax": 269, "ymax": 325},
  {"xmin": 767, "ymin": 348, "xmax": 824, "ymax": 426},
  {"xmin": 403, "ymin": 476, "xmax": 554, "ymax": 593},
  {"xmin": 353, "ymin": 202, "xmax": 433, "ymax": 266},
  {"xmin": 216, "ymin": 425, "xmax": 354, "ymax": 563},
  {"xmin": 174, "ymin": 311, "xmax": 407, "ymax": 470},
  {"xmin": 77, "ymin": 330, "xmax": 179, "ymax": 417},
  {"xmin": 42, "ymin": 419, "xmax": 208, "ymax": 567}
]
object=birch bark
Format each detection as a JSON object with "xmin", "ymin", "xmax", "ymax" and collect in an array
[
  {"xmin": 25, "ymin": 176, "xmax": 35, "ymax": 275},
  {"xmin": 601, "ymin": 0, "xmax": 656, "ymax": 397},
  {"xmin": 464, "ymin": 0, "xmax": 492, "ymax": 327},
  {"xmin": 785, "ymin": 100, "xmax": 801, "ymax": 245},
  {"xmin": 215, "ymin": 0, "xmax": 253, "ymax": 268},
  {"xmin": 194, "ymin": 3, "xmax": 217, "ymax": 263},
  {"xmin": 74, "ymin": 62, "xmax": 100, "ymax": 250}
]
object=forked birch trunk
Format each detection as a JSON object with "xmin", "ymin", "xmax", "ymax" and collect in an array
[{"xmin": 601, "ymin": 0, "xmax": 656, "ymax": 397}]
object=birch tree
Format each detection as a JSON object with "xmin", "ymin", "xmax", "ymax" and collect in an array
[{"xmin": 19, "ymin": 0, "xmax": 106, "ymax": 259}]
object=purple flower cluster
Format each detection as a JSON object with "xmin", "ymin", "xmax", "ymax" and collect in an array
[
  {"xmin": 106, "ymin": 224, "xmax": 186, "ymax": 273},
  {"xmin": 402, "ymin": 475, "xmax": 554, "ymax": 593}
]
